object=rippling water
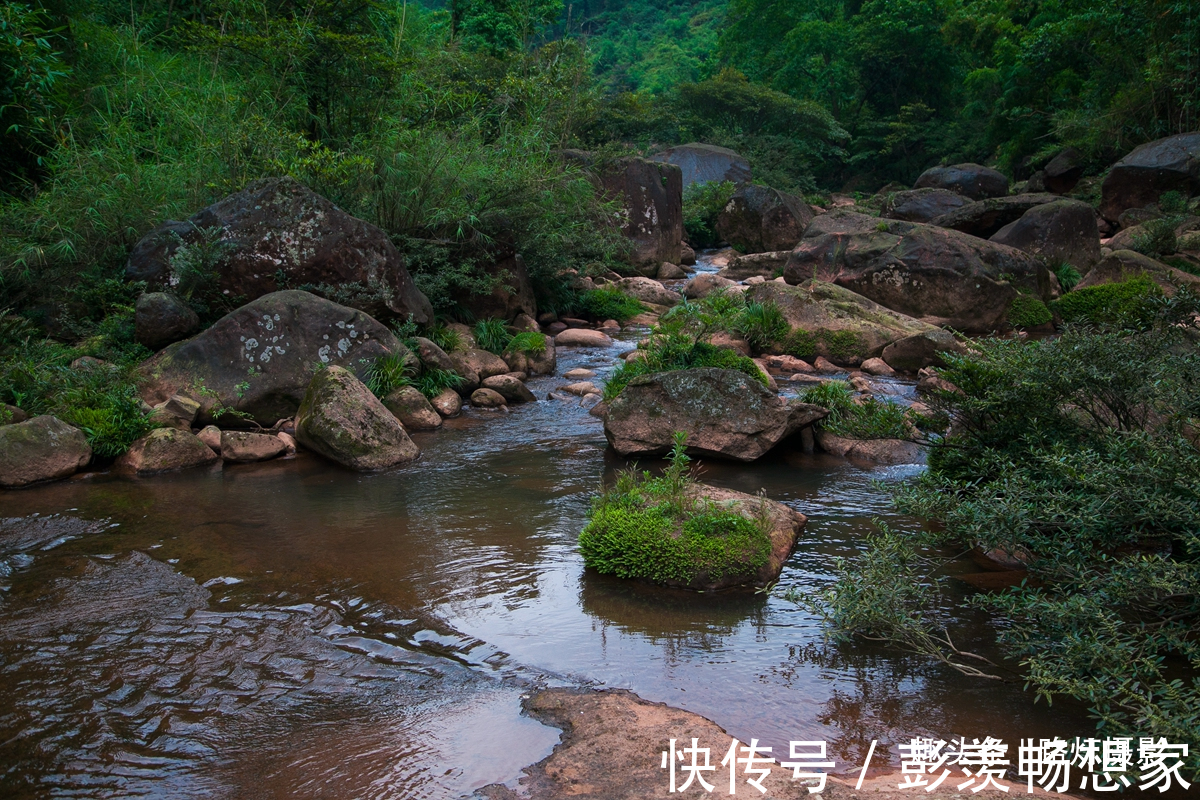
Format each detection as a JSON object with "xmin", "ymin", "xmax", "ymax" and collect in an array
[{"xmin": 0, "ymin": 260, "xmax": 1099, "ymax": 797}]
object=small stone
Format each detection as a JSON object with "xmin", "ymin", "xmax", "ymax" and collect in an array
[
  {"xmin": 560, "ymin": 316, "xmax": 590, "ymax": 328},
  {"xmin": 563, "ymin": 368, "xmax": 596, "ymax": 380},
  {"xmin": 431, "ymin": 387, "xmax": 463, "ymax": 418},
  {"xmin": 789, "ymin": 373, "xmax": 826, "ymax": 385},
  {"xmin": 599, "ymin": 319, "xmax": 620, "ymax": 330},
  {"xmin": 2, "ymin": 404, "xmax": 29, "ymax": 425},
  {"xmin": 197, "ymin": 425, "xmax": 222, "ymax": 452},
  {"xmin": 764, "ymin": 354, "xmax": 812, "ymax": 373},
  {"xmin": 813, "ymin": 356, "xmax": 840, "ymax": 373},
  {"xmin": 383, "ymin": 385, "xmax": 443, "ymax": 430},
  {"xmin": 545, "ymin": 321, "xmax": 568, "ymax": 335},
  {"xmin": 470, "ymin": 388, "xmax": 507, "ymax": 408},
  {"xmin": 860, "ymin": 357, "xmax": 896, "ymax": 377},
  {"xmin": 512, "ymin": 313, "xmax": 540, "ymax": 332},
  {"xmin": 559, "ymin": 381, "xmax": 600, "ymax": 396},
  {"xmin": 555, "ymin": 328, "xmax": 613, "ymax": 348},
  {"xmin": 744, "ymin": 275, "xmax": 766, "ymax": 285},
  {"xmin": 220, "ymin": 430, "xmax": 288, "ymax": 463}
]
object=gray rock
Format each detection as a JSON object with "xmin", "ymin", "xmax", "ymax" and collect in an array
[
  {"xmin": 1100, "ymin": 132, "xmax": 1200, "ymax": 223},
  {"xmin": 0, "ymin": 416, "xmax": 92, "ymax": 487},
  {"xmin": 135, "ymin": 292, "xmax": 199, "ymax": 351},
  {"xmin": 915, "ymin": 163, "xmax": 1009, "ymax": 200},
  {"xmin": 649, "ymin": 142, "xmax": 751, "ymax": 187},
  {"xmin": 989, "ymin": 198, "xmax": 1102, "ymax": 272},
  {"xmin": 294, "ymin": 366, "xmax": 420, "ymax": 471}
]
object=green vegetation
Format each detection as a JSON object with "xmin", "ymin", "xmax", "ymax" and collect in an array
[
  {"xmin": 1051, "ymin": 275, "xmax": 1162, "ymax": 326},
  {"xmin": 796, "ymin": 296, "xmax": 1200, "ymax": 775},
  {"xmin": 733, "ymin": 300, "xmax": 788, "ymax": 351},
  {"xmin": 800, "ymin": 380, "xmax": 912, "ymax": 440},
  {"xmin": 366, "ymin": 352, "xmax": 415, "ymax": 399},
  {"xmin": 412, "ymin": 366, "xmax": 465, "ymax": 399},
  {"xmin": 682, "ymin": 180, "xmax": 736, "ymax": 247},
  {"xmin": 578, "ymin": 285, "xmax": 647, "ymax": 321},
  {"xmin": 579, "ymin": 432, "xmax": 773, "ymax": 586},
  {"xmin": 426, "ymin": 321, "xmax": 465, "ymax": 354},
  {"xmin": 473, "ymin": 318, "xmax": 513, "ymax": 355},
  {"xmin": 1006, "ymin": 294, "xmax": 1052, "ymax": 329},
  {"xmin": 1053, "ymin": 262, "xmax": 1082, "ymax": 292},
  {"xmin": 507, "ymin": 330, "xmax": 548, "ymax": 356}
]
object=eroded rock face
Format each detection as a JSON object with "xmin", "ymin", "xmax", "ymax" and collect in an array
[
  {"xmin": 783, "ymin": 210, "xmax": 1051, "ymax": 333},
  {"xmin": 932, "ymin": 193, "xmax": 1060, "ymax": 238},
  {"xmin": 989, "ymin": 198, "xmax": 1102, "ymax": 272},
  {"xmin": 600, "ymin": 157, "xmax": 684, "ymax": 272},
  {"xmin": 0, "ymin": 416, "xmax": 92, "ymax": 488},
  {"xmin": 914, "ymin": 162, "xmax": 1009, "ymax": 200},
  {"xmin": 135, "ymin": 292, "xmax": 199, "ymax": 351},
  {"xmin": 883, "ymin": 187, "xmax": 971, "ymax": 223},
  {"xmin": 140, "ymin": 291, "xmax": 411, "ymax": 426},
  {"xmin": 603, "ymin": 368, "xmax": 827, "ymax": 461},
  {"xmin": 294, "ymin": 366, "xmax": 419, "ymax": 471},
  {"xmin": 1100, "ymin": 132, "xmax": 1200, "ymax": 223},
  {"xmin": 744, "ymin": 280, "xmax": 938, "ymax": 361},
  {"xmin": 649, "ymin": 142, "xmax": 751, "ymax": 187},
  {"xmin": 116, "ymin": 428, "xmax": 218, "ymax": 475},
  {"xmin": 715, "ymin": 185, "xmax": 813, "ymax": 253},
  {"xmin": 125, "ymin": 177, "xmax": 432, "ymax": 323}
]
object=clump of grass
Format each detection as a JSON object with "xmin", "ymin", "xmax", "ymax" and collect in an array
[
  {"xmin": 801, "ymin": 380, "xmax": 912, "ymax": 439},
  {"xmin": 1054, "ymin": 262, "xmax": 1082, "ymax": 292},
  {"xmin": 507, "ymin": 330, "xmax": 547, "ymax": 356},
  {"xmin": 413, "ymin": 366, "xmax": 464, "ymax": 399},
  {"xmin": 1007, "ymin": 294, "xmax": 1053, "ymax": 328},
  {"xmin": 578, "ymin": 432, "xmax": 773, "ymax": 586},
  {"xmin": 473, "ymin": 318, "xmax": 512, "ymax": 355},
  {"xmin": 604, "ymin": 339, "xmax": 765, "ymax": 401},
  {"xmin": 426, "ymin": 320, "xmax": 465, "ymax": 354},
  {"xmin": 578, "ymin": 285, "xmax": 646, "ymax": 322},
  {"xmin": 366, "ymin": 352, "xmax": 416, "ymax": 398},
  {"xmin": 733, "ymin": 300, "xmax": 789, "ymax": 351}
]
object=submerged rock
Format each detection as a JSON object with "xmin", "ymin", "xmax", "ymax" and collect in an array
[
  {"xmin": 0, "ymin": 416, "xmax": 92, "ymax": 488},
  {"xmin": 603, "ymin": 368, "xmax": 827, "ymax": 461},
  {"xmin": 295, "ymin": 366, "xmax": 419, "ymax": 471},
  {"xmin": 140, "ymin": 290, "xmax": 411, "ymax": 427}
]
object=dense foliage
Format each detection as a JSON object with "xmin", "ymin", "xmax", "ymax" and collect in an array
[{"xmin": 799, "ymin": 293, "xmax": 1200, "ymax": 776}]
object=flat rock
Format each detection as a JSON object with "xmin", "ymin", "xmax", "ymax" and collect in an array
[
  {"xmin": 116, "ymin": 428, "xmax": 218, "ymax": 475},
  {"xmin": 0, "ymin": 416, "xmax": 92, "ymax": 488},
  {"xmin": 883, "ymin": 187, "xmax": 970, "ymax": 222},
  {"xmin": 295, "ymin": 366, "xmax": 419, "ymax": 471},
  {"xmin": 220, "ymin": 430, "xmax": 287, "ymax": 462},
  {"xmin": 603, "ymin": 368, "xmax": 827, "ymax": 461},
  {"xmin": 554, "ymin": 328, "xmax": 613, "ymax": 348},
  {"xmin": 481, "ymin": 374, "xmax": 536, "ymax": 404},
  {"xmin": 563, "ymin": 368, "xmax": 596, "ymax": 379}
]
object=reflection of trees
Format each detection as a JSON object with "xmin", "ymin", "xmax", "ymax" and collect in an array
[{"xmin": 578, "ymin": 570, "xmax": 768, "ymax": 658}]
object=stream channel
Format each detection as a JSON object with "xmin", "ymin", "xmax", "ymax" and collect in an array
[{"xmin": 0, "ymin": 256, "xmax": 1098, "ymax": 798}]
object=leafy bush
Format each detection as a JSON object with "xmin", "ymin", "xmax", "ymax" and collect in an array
[
  {"xmin": 800, "ymin": 380, "xmax": 912, "ymax": 439},
  {"xmin": 1051, "ymin": 275, "xmax": 1162, "ymax": 326},
  {"xmin": 798, "ymin": 312, "xmax": 1200, "ymax": 771},
  {"xmin": 733, "ymin": 300, "xmax": 789, "ymax": 351},
  {"xmin": 426, "ymin": 321, "xmax": 465, "ymax": 354},
  {"xmin": 682, "ymin": 180, "xmax": 736, "ymax": 248},
  {"xmin": 578, "ymin": 285, "xmax": 646, "ymax": 322},
  {"xmin": 1006, "ymin": 294, "xmax": 1052, "ymax": 328},
  {"xmin": 1131, "ymin": 217, "xmax": 1182, "ymax": 257},
  {"xmin": 579, "ymin": 433, "xmax": 773, "ymax": 586},
  {"xmin": 473, "ymin": 318, "xmax": 513, "ymax": 355}
]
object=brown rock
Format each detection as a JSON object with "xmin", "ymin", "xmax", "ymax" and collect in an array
[
  {"xmin": 430, "ymin": 387, "xmax": 463, "ymax": 418},
  {"xmin": 149, "ymin": 394, "xmax": 200, "ymax": 431},
  {"xmin": 563, "ymin": 368, "xmax": 596, "ymax": 379},
  {"xmin": 481, "ymin": 374, "xmax": 536, "ymax": 404},
  {"xmin": 883, "ymin": 187, "xmax": 970, "ymax": 222},
  {"xmin": 615, "ymin": 276, "xmax": 680, "ymax": 307},
  {"xmin": 559, "ymin": 381, "xmax": 600, "ymax": 396},
  {"xmin": 603, "ymin": 368, "xmax": 827, "ymax": 461},
  {"xmin": 681, "ymin": 272, "xmax": 737, "ymax": 299},
  {"xmin": 220, "ymin": 430, "xmax": 287, "ymax": 462},
  {"xmin": 277, "ymin": 431, "xmax": 297, "ymax": 454},
  {"xmin": 932, "ymin": 193, "xmax": 1061, "ymax": 238},
  {"xmin": 881, "ymin": 329, "xmax": 966, "ymax": 372},
  {"xmin": 383, "ymin": 385, "xmax": 443, "ymax": 430},
  {"xmin": 503, "ymin": 335, "xmax": 556, "ymax": 376},
  {"xmin": 914, "ymin": 162, "xmax": 1009, "ymax": 200},
  {"xmin": 512, "ymin": 312, "xmax": 539, "ymax": 332},
  {"xmin": 596, "ymin": 156, "xmax": 684, "ymax": 272},
  {"xmin": 116, "ymin": 428, "xmax": 217, "ymax": 475},
  {"xmin": 125, "ymin": 177, "xmax": 432, "ymax": 322},
  {"xmin": 1074, "ymin": 249, "xmax": 1200, "ymax": 296},
  {"xmin": 197, "ymin": 425, "xmax": 222, "ymax": 452},
  {"xmin": 656, "ymin": 261, "xmax": 686, "ymax": 279},
  {"xmin": 679, "ymin": 243, "xmax": 696, "ymax": 265},
  {"xmin": 815, "ymin": 428, "xmax": 924, "ymax": 464},
  {"xmin": 706, "ymin": 331, "xmax": 752, "ymax": 356},
  {"xmin": 135, "ymin": 292, "xmax": 199, "ymax": 351},
  {"xmin": 470, "ymin": 387, "xmax": 507, "ymax": 408},
  {"xmin": 813, "ymin": 356, "xmax": 839, "ymax": 373},
  {"xmin": 1, "ymin": 404, "xmax": 28, "ymax": 425},
  {"xmin": 1043, "ymin": 147, "xmax": 1084, "ymax": 194},
  {"xmin": 413, "ymin": 336, "xmax": 457, "ymax": 373},
  {"xmin": 989, "ymin": 198, "xmax": 1102, "ymax": 272},
  {"xmin": 716, "ymin": 184, "xmax": 813, "ymax": 253},
  {"xmin": 718, "ymin": 250, "xmax": 791, "ymax": 281},
  {"xmin": 1100, "ymin": 132, "xmax": 1200, "ymax": 223},
  {"xmin": 554, "ymin": 328, "xmax": 613, "ymax": 348},
  {"xmin": 0, "ymin": 416, "xmax": 92, "ymax": 487},
  {"xmin": 763, "ymin": 354, "xmax": 811, "ymax": 373},
  {"xmin": 917, "ymin": 367, "xmax": 960, "ymax": 395},
  {"xmin": 860, "ymin": 357, "xmax": 896, "ymax": 376},
  {"xmin": 294, "ymin": 366, "xmax": 420, "ymax": 471}
]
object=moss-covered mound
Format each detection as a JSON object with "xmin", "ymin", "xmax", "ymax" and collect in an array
[{"xmin": 1051, "ymin": 274, "xmax": 1162, "ymax": 325}]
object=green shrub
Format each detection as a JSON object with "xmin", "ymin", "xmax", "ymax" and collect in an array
[
  {"xmin": 1054, "ymin": 262, "xmax": 1082, "ymax": 292},
  {"xmin": 578, "ymin": 285, "xmax": 646, "ymax": 322},
  {"xmin": 1006, "ymin": 294, "xmax": 1052, "ymax": 328},
  {"xmin": 733, "ymin": 300, "xmax": 789, "ymax": 351},
  {"xmin": 822, "ymin": 329, "xmax": 866, "ymax": 361},
  {"xmin": 365, "ymin": 352, "xmax": 415, "ymax": 398},
  {"xmin": 1131, "ymin": 216, "xmax": 1181, "ymax": 257},
  {"xmin": 682, "ymin": 180, "xmax": 736, "ymax": 248},
  {"xmin": 604, "ymin": 340, "xmax": 765, "ymax": 401},
  {"xmin": 1051, "ymin": 275, "xmax": 1162, "ymax": 326},
  {"xmin": 800, "ymin": 380, "xmax": 912, "ymax": 439},
  {"xmin": 508, "ymin": 331, "xmax": 547, "ymax": 356},
  {"xmin": 579, "ymin": 433, "xmax": 773, "ymax": 585},
  {"xmin": 473, "ymin": 318, "xmax": 512, "ymax": 355}
]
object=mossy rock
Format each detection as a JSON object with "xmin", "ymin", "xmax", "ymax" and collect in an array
[
  {"xmin": 579, "ymin": 483, "xmax": 806, "ymax": 591},
  {"xmin": 295, "ymin": 366, "xmax": 419, "ymax": 471}
]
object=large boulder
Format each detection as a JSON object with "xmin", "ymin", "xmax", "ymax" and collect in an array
[
  {"xmin": 1074, "ymin": 249, "xmax": 1200, "ymax": 296},
  {"xmin": 682, "ymin": 272, "xmax": 737, "ymax": 299},
  {"xmin": 115, "ymin": 428, "xmax": 219, "ymax": 475},
  {"xmin": 294, "ymin": 366, "xmax": 419, "ymax": 471},
  {"xmin": 1043, "ymin": 147, "xmax": 1084, "ymax": 194},
  {"xmin": 932, "ymin": 193, "xmax": 1061, "ymax": 238},
  {"xmin": 649, "ymin": 143, "xmax": 751, "ymax": 187},
  {"xmin": 743, "ymin": 280, "xmax": 939, "ymax": 362},
  {"xmin": 881, "ymin": 329, "xmax": 967, "ymax": 372},
  {"xmin": 1100, "ymin": 132, "xmax": 1200, "ymax": 224},
  {"xmin": 614, "ymin": 276, "xmax": 680, "ymax": 307},
  {"xmin": 914, "ymin": 163, "xmax": 1009, "ymax": 200},
  {"xmin": 140, "ymin": 290, "xmax": 412, "ymax": 426},
  {"xmin": 883, "ymin": 188, "xmax": 970, "ymax": 223},
  {"xmin": 125, "ymin": 177, "xmax": 432, "ymax": 323},
  {"xmin": 135, "ymin": 292, "xmax": 199, "ymax": 351},
  {"xmin": 0, "ymin": 416, "xmax": 92, "ymax": 488},
  {"xmin": 598, "ymin": 157, "xmax": 684, "ymax": 273},
  {"xmin": 715, "ymin": 185, "xmax": 813, "ymax": 253},
  {"xmin": 451, "ymin": 253, "xmax": 536, "ymax": 322},
  {"xmin": 989, "ymin": 198, "xmax": 1102, "ymax": 272},
  {"xmin": 783, "ymin": 210, "xmax": 1051, "ymax": 333},
  {"xmin": 718, "ymin": 251, "xmax": 791, "ymax": 281},
  {"xmin": 602, "ymin": 368, "xmax": 827, "ymax": 461}
]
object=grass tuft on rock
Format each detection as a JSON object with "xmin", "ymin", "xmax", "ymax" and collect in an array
[
  {"xmin": 579, "ymin": 433, "xmax": 772, "ymax": 586},
  {"xmin": 801, "ymin": 380, "xmax": 912, "ymax": 439}
]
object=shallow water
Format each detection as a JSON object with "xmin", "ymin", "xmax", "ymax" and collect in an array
[{"xmin": 0, "ymin": 262, "xmax": 1101, "ymax": 797}]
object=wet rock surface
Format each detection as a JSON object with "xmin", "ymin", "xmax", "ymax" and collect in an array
[
  {"xmin": 295, "ymin": 365, "xmax": 420, "ymax": 470},
  {"xmin": 0, "ymin": 416, "xmax": 92, "ymax": 488}
]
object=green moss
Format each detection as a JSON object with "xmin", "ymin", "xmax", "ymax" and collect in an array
[
  {"xmin": 579, "ymin": 285, "xmax": 647, "ymax": 322},
  {"xmin": 1007, "ymin": 294, "xmax": 1052, "ymax": 328},
  {"xmin": 784, "ymin": 329, "xmax": 817, "ymax": 358},
  {"xmin": 603, "ymin": 340, "xmax": 765, "ymax": 401},
  {"xmin": 1051, "ymin": 275, "xmax": 1162, "ymax": 326},
  {"xmin": 822, "ymin": 329, "xmax": 866, "ymax": 360}
]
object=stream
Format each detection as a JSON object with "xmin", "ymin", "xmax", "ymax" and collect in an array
[{"xmin": 0, "ymin": 256, "xmax": 1100, "ymax": 798}]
